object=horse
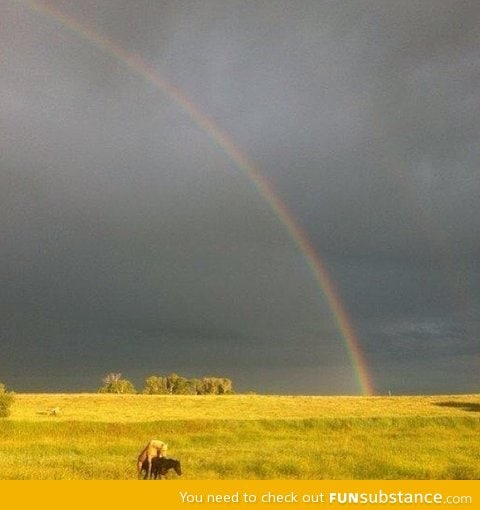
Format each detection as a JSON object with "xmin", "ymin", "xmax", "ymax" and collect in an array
[
  {"xmin": 140, "ymin": 457, "xmax": 182, "ymax": 479},
  {"xmin": 137, "ymin": 439, "xmax": 167, "ymax": 479}
]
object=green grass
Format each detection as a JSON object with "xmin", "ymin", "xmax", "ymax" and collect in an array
[{"xmin": 0, "ymin": 394, "xmax": 479, "ymax": 479}]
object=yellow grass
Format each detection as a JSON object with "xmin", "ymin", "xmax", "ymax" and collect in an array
[
  {"xmin": 10, "ymin": 393, "xmax": 480, "ymax": 422},
  {"xmin": 1, "ymin": 393, "xmax": 479, "ymax": 479}
]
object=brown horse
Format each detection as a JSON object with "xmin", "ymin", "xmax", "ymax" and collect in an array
[
  {"xmin": 137, "ymin": 439, "xmax": 167, "ymax": 479},
  {"xmin": 140, "ymin": 457, "xmax": 182, "ymax": 479}
]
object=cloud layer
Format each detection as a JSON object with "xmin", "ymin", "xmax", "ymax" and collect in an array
[{"xmin": 1, "ymin": 0, "xmax": 479, "ymax": 393}]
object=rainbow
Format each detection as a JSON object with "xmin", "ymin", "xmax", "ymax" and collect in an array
[{"xmin": 18, "ymin": 0, "xmax": 374, "ymax": 395}]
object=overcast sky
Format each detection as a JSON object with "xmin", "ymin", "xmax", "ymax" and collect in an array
[{"xmin": 1, "ymin": 0, "xmax": 479, "ymax": 394}]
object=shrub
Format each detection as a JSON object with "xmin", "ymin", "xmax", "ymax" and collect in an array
[{"xmin": 0, "ymin": 383, "xmax": 15, "ymax": 417}]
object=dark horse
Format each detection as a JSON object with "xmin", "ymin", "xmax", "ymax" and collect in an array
[{"xmin": 141, "ymin": 457, "xmax": 182, "ymax": 479}]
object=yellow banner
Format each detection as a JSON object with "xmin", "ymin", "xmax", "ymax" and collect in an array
[{"xmin": 1, "ymin": 480, "xmax": 478, "ymax": 510}]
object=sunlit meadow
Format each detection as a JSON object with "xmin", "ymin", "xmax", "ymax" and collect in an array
[{"xmin": 1, "ymin": 394, "xmax": 478, "ymax": 479}]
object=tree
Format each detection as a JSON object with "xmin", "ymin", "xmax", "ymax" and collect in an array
[
  {"xmin": 98, "ymin": 373, "xmax": 136, "ymax": 394},
  {"xmin": 0, "ymin": 382, "xmax": 15, "ymax": 417},
  {"xmin": 143, "ymin": 375, "xmax": 169, "ymax": 394},
  {"xmin": 189, "ymin": 378, "xmax": 204, "ymax": 395},
  {"xmin": 201, "ymin": 376, "xmax": 233, "ymax": 394},
  {"xmin": 217, "ymin": 377, "xmax": 233, "ymax": 394},
  {"xmin": 164, "ymin": 373, "xmax": 187, "ymax": 394},
  {"xmin": 168, "ymin": 373, "xmax": 196, "ymax": 394}
]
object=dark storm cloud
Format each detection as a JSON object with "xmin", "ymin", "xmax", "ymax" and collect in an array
[{"xmin": 1, "ymin": 0, "xmax": 479, "ymax": 393}]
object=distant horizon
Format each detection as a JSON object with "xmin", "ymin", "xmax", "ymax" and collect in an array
[
  {"xmin": 11, "ymin": 391, "xmax": 478, "ymax": 396},
  {"xmin": 5, "ymin": 376, "xmax": 477, "ymax": 398}
]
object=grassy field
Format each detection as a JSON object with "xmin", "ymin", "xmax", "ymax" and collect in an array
[{"xmin": 1, "ymin": 393, "xmax": 479, "ymax": 479}]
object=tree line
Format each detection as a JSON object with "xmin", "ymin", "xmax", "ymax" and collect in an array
[
  {"xmin": 98, "ymin": 372, "xmax": 234, "ymax": 395},
  {"xmin": 0, "ymin": 372, "xmax": 235, "ymax": 418}
]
